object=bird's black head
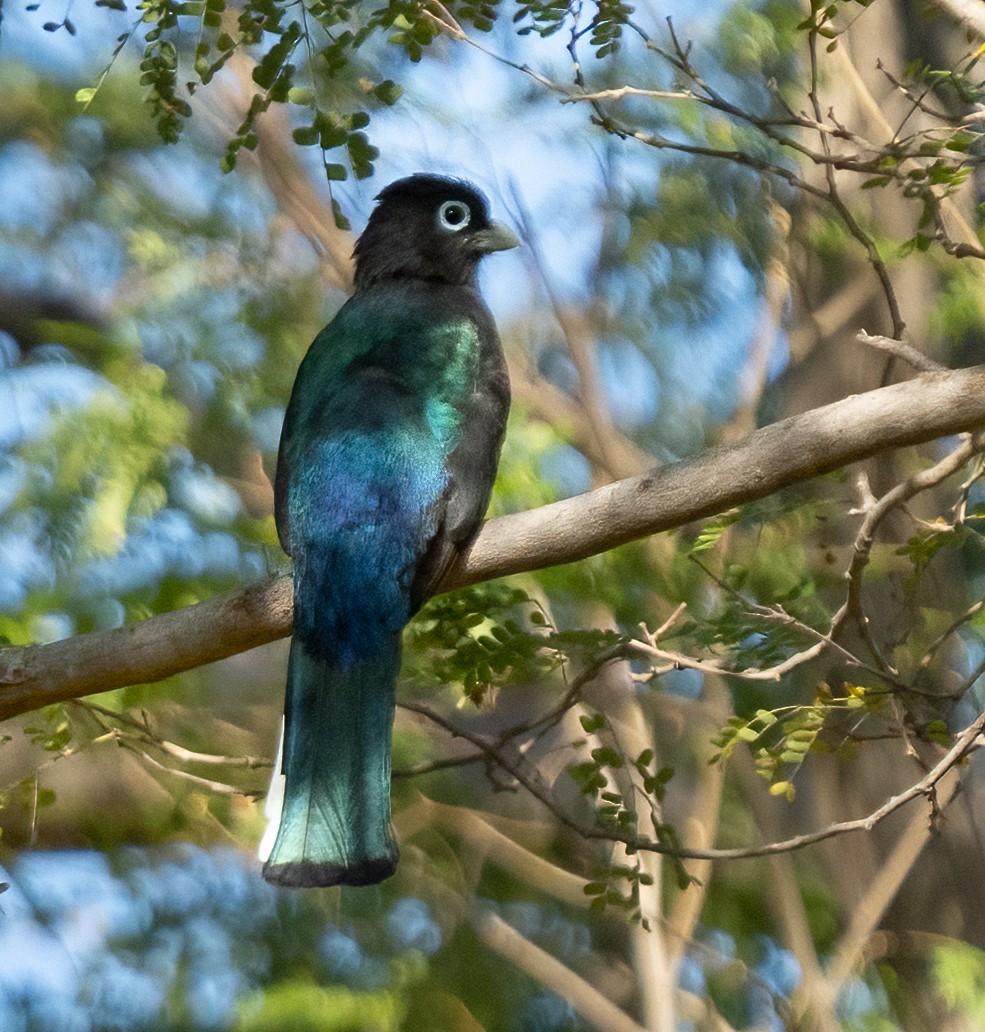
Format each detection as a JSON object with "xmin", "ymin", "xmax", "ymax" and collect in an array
[{"xmin": 352, "ymin": 174, "xmax": 519, "ymax": 292}]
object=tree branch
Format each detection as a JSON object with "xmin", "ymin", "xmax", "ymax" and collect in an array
[{"xmin": 3, "ymin": 365, "xmax": 985, "ymax": 721}]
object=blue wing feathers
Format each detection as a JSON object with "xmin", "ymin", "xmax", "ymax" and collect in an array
[{"xmin": 265, "ymin": 279, "xmax": 509, "ymax": 888}]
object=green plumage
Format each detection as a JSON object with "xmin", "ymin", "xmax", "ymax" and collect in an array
[{"xmin": 269, "ymin": 642, "xmax": 400, "ymax": 886}]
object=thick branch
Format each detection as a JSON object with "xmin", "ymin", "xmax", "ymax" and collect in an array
[
  {"xmin": 0, "ymin": 578, "xmax": 296, "ymax": 722},
  {"xmin": 3, "ymin": 366, "xmax": 985, "ymax": 721}
]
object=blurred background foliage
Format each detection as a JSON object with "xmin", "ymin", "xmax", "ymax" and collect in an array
[{"xmin": 4, "ymin": 0, "xmax": 985, "ymax": 1029}]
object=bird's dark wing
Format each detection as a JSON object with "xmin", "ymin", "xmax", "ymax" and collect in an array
[{"xmin": 408, "ymin": 313, "xmax": 510, "ymax": 612}]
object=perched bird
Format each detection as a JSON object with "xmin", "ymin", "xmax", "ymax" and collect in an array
[{"xmin": 261, "ymin": 174, "xmax": 517, "ymax": 888}]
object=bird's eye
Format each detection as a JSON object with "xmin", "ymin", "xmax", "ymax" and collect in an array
[{"xmin": 438, "ymin": 200, "xmax": 471, "ymax": 232}]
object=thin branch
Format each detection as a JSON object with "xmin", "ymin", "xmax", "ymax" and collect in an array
[
  {"xmin": 832, "ymin": 41, "xmax": 985, "ymax": 274},
  {"xmin": 675, "ymin": 561, "xmax": 908, "ymax": 691},
  {"xmin": 119, "ymin": 741, "xmax": 264, "ymax": 798},
  {"xmin": 630, "ymin": 633, "xmax": 830, "ymax": 683},
  {"xmin": 856, "ymin": 331, "xmax": 947, "ymax": 374},
  {"xmin": 496, "ymin": 643, "xmax": 626, "ymax": 748},
  {"xmin": 422, "ymin": 1, "xmax": 563, "ymax": 96},
  {"xmin": 921, "ymin": 598, "xmax": 985, "ymax": 668},
  {"xmin": 563, "ymin": 85, "xmax": 699, "ymax": 104},
  {"xmin": 73, "ymin": 700, "xmax": 273, "ymax": 769},
  {"xmin": 876, "ymin": 60, "xmax": 954, "ymax": 124},
  {"xmin": 151, "ymin": 739, "xmax": 271, "ymax": 769},
  {"xmin": 406, "ymin": 689, "xmax": 985, "ymax": 862},
  {"xmin": 392, "ymin": 751, "xmax": 484, "ymax": 778},
  {"xmin": 808, "ymin": 27, "xmax": 905, "ymax": 338},
  {"xmin": 590, "ymin": 110, "xmax": 831, "ymax": 200}
]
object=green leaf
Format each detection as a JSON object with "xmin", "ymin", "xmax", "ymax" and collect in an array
[
  {"xmin": 568, "ymin": 761, "xmax": 607, "ymax": 794},
  {"xmin": 770, "ymin": 780, "xmax": 796, "ymax": 801},
  {"xmin": 317, "ymin": 120, "xmax": 347, "ymax": 148},
  {"xmin": 689, "ymin": 509, "xmax": 741, "ymax": 555},
  {"xmin": 372, "ymin": 79, "xmax": 403, "ymax": 105},
  {"xmin": 591, "ymin": 746, "xmax": 624, "ymax": 769},
  {"xmin": 292, "ymin": 126, "xmax": 319, "ymax": 146},
  {"xmin": 288, "ymin": 87, "xmax": 314, "ymax": 106},
  {"xmin": 36, "ymin": 788, "xmax": 57, "ymax": 808}
]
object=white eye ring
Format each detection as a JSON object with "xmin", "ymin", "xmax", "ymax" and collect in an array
[{"xmin": 438, "ymin": 200, "xmax": 471, "ymax": 232}]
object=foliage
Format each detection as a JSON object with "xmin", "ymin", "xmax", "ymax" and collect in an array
[
  {"xmin": 66, "ymin": 0, "xmax": 637, "ymax": 220},
  {"xmin": 6, "ymin": 0, "xmax": 985, "ymax": 1029}
]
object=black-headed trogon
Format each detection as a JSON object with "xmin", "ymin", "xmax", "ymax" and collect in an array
[{"xmin": 261, "ymin": 174, "xmax": 517, "ymax": 887}]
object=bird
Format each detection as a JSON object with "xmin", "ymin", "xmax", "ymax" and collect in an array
[{"xmin": 260, "ymin": 173, "xmax": 518, "ymax": 888}]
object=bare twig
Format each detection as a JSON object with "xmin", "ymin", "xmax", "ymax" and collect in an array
[
  {"xmin": 421, "ymin": 1, "xmax": 563, "ymax": 96},
  {"xmin": 921, "ymin": 598, "xmax": 985, "ymax": 668},
  {"xmin": 832, "ymin": 41, "xmax": 985, "ymax": 271},
  {"xmin": 74, "ymin": 699, "xmax": 273, "ymax": 770},
  {"xmin": 641, "ymin": 565, "xmax": 895, "ymax": 688},
  {"xmin": 120, "ymin": 742, "xmax": 263, "ymax": 798},
  {"xmin": 856, "ymin": 331, "xmax": 947, "ymax": 374},
  {"xmin": 807, "ymin": 27, "xmax": 905, "ymax": 338}
]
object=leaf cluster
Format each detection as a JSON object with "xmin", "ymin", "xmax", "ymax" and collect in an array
[
  {"xmin": 22, "ymin": 703, "xmax": 75, "ymax": 755},
  {"xmin": 795, "ymin": 0, "xmax": 875, "ymax": 50},
  {"xmin": 406, "ymin": 584, "xmax": 556, "ymax": 705},
  {"xmin": 895, "ymin": 522, "xmax": 962, "ymax": 578},
  {"xmin": 567, "ymin": 712, "xmax": 694, "ymax": 894},
  {"xmin": 73, "ymin": 0, "xmax": 511, "ymax": 197},
  {"xmin": 709, "ymin": 686, "xmax": 886, "ymax": 801},
  {"xmin": 512, "ymin": 0, "xmax": 633, "ymax": 56}
]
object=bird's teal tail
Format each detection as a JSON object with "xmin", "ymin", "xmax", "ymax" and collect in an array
[{"xmin": 262, "ymin": 638, "xmax": 400, "ymax": 887}]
